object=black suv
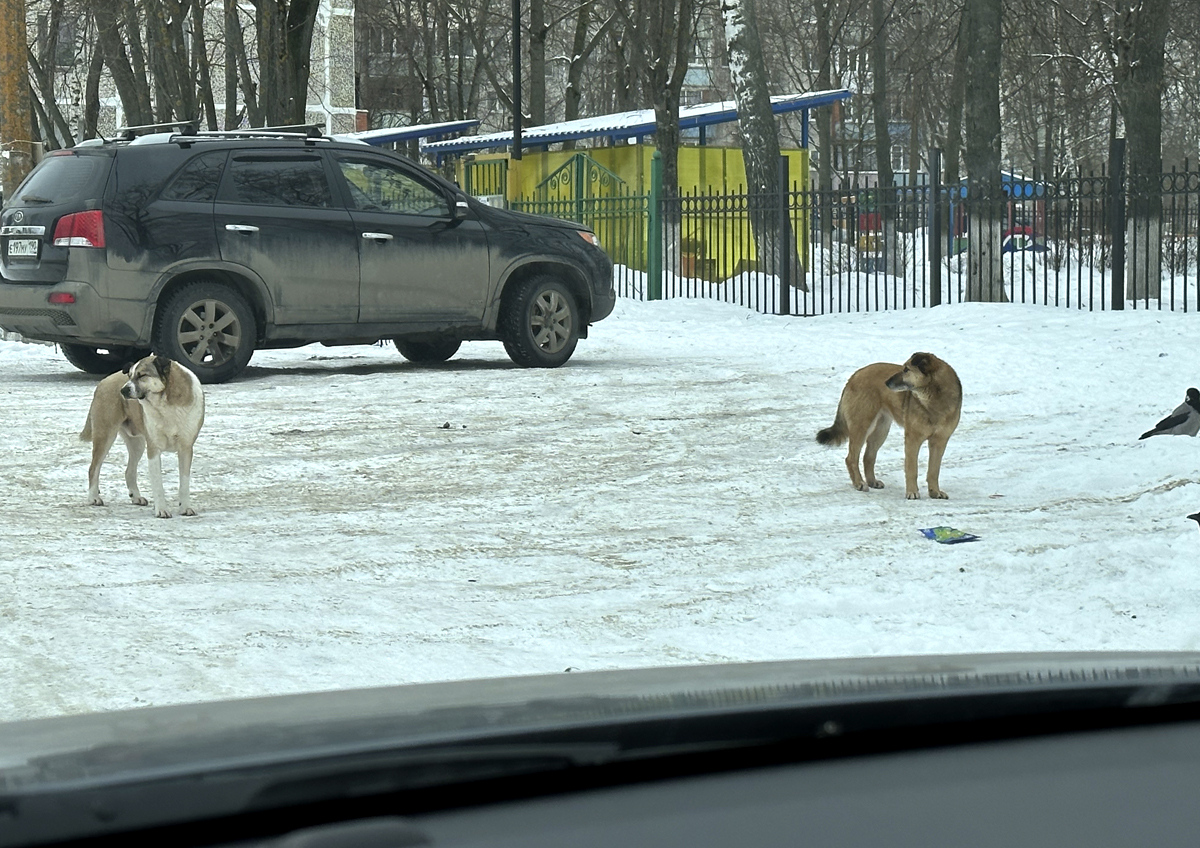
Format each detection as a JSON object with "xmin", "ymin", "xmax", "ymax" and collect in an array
[{"xmin": 0, "ymin": 125, "xmax": 615, "ymax": 382}]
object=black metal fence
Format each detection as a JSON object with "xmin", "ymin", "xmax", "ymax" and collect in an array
[{"xmin": 508, "ymin": 149, "xmax": 1200, "ymax": 315}]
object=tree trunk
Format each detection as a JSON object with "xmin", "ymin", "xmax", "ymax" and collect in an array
[
  {"xmin": 224, "ymin": 0, "xmax": 240, "ymax": 129},
  {"xmin": 144, "ymin": 0, "xmax": 197, "ymax": 123},
  {"xmin": 721, "ymin": 0, "xmax": 806, "ymax": 292},
  {"xmin": 1112, "ymin": 0, "xmax": 1169, "ymax": 302},
  {"xmin": 228, "ymin": 3, "xmax": 263, "ymax": 126},
  {"xmin": 562, "ymin": 1, "xmax": 595, "ymax": 147},
  {"xmin": 0, "ymin": 0, "xmax": 34, "ymax": 197},
  {"xmin": 616, "ymin": 0, "xmax": 697, "ymax": 274},
  {"xmin": 942, "ymin": 9, "xmax": 968, "ymax": 186},
  {"xmin": 529, "ymin": 0, "xmax": 547, "ymax": 125},
  {"xmin": 962, "ymin": 0, "xmax": 1006, "ymax": 302},
  {"xmin": 27, "ymin": 49, "xmax": 74, "ymax": 149},
  {"xmin": 254, "ymin": 0, "xmax": 319, "ymax": 125},
  {"xmin": 869, "ymin": 0, "xmax": 898, "ymax": 280},
  {"xmin": 193, "ymin": 0, "xmax": 219, "ymax": 130},
  {"xmin": 91, "ymin": 1, "xmax": 152, "ymax": 127},
  {"xmin": 815, "ymin": 0, "xmax": 835, "ymax": 257},
  {"xmin": 83, "ymin": 40, "xmax": 104, "ymax": 139}
]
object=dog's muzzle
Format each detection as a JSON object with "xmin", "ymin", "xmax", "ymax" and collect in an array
[{"xmin": 120, "ymin": 382, "xmax": 141, "ymax": 400}]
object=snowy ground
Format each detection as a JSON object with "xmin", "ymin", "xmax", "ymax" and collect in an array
[{"xmin": 2, "ymin": 295, "xmax": 1199, "ymax": 721}]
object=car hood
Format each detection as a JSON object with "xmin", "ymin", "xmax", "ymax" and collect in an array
[
  {"xmin": 471, "ymin": 202, "xmax": 590, "ymax": 233},
  {"xmin": 5, "ymin": 651, "xmax": 1200, "ymax": 791}
]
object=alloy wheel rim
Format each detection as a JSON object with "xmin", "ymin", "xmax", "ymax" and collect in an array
[
  {"xmin": 530, "ymin": 290, "xmax": 572, "ymax": 353},
  {"xmin": 177, "ymin": 298, "xmax": 241, "ymax": 367}
]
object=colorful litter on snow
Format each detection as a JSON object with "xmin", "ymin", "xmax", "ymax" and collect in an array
[{"xmin": 919, "ymin": 527, "xmax": 981, "ymax": 544}]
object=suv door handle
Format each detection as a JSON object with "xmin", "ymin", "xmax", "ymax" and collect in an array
[
  {"xmin": 362, "ymin": 232, "xmax": 394, "ymax": 241},
  {"xmin": 225, "ymin": 224, "xmax": 260, "ymax": 233}
]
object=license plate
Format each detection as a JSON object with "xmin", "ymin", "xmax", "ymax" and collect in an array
[{"xmin": 7, "ymin": 239, "xmax": 38, "ymax": 258}]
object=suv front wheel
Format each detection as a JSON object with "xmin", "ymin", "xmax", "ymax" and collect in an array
[
  {"xmin": 154, "ymin": 281, "xmax": 256, "ymax": 383},
  {"xmin": 500, "ymin": 275, "xmax": 580, "ymax": 368}
]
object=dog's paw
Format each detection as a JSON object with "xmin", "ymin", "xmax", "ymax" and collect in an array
[
  {"xmin": 88, "ymin": 496, "xmax": 104, "ymax": 506},
  {"xmin": 868, "ymin": 480, "xmax": 884, "ymax": 489},
  {"xmin": 905, "ymin": 491, "xmax": 920, "ymax": 500},
  {"xmin": 181, "ymin": 507, "xmax": 197, "ymax": 517},
  {"xmin": 154, "ymin": 508, "xmax": 173, "ymax": 519},
  {"xmin": 929, "ymin": 490, "xmax": 949, "ymax": 499},
  {"xmin": 130, "ymin": 495, "xmax": 149, "ymax": 506},
  {"xmin": 854, "ymin": 482, "xmax": 869, "ymax": 492}
]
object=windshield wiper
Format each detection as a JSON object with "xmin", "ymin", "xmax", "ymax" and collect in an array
[{"xmin": 20, "ymin": 195, "xmax": 53, "ymax": 204}]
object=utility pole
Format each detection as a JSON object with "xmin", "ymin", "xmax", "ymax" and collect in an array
[{"xmin": 1, "ymin": 0, "xmax": 34, "ymax": 201}]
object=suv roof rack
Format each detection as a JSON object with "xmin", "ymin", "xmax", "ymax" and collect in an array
[
  {"xmin": 167, "ymin": 124, "xmax": 328, "ymax": 147},
  {"xmin": 116, "ymin": 119, "xmax": 200, "ymax": 140}
]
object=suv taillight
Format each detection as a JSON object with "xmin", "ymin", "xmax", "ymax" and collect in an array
[{"xmin": 52, "ymin": 210, "xmax": 105, "ymax": 248}]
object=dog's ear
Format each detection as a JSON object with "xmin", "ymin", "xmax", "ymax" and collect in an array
[
  {"xmin": 122, "ymin": 361, "xmax": 135, "ymax": 375},
  {"xmin": 909, "ymin": 352, "xmax": 933, "ymax": 374},
  {"xmin": 153, "ymin": 355, "xmax": 173, "ymax": 379}
]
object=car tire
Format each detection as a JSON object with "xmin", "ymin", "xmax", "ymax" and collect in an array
[
  {"xmin": 499, "ymin": 275, "xmax": 580, "ymax": 368},
  {"xmin": 154, "ymin": 281, "xmax": 256, "ymax": 383},
  {"xmin": 394, "ymin": 337, "xmax": 462, "ymax": 363},
  {"xmin": 60, "ymin": 343, "xmax": 152, "ymax": 375}
]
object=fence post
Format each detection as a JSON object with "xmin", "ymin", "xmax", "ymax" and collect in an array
[
  {"xmin": 648, "ymin": 150, "xmax": 663, "ymax": 301},
  {"xmin": 1109, "ymin": 137, "xmax": 1125, "ymax": 311},
  {"xmin": 778, "ymin": 155, "xmax": 791, "ymax": 315},
  {"xmin": 929, "ymin": 148, "xmax": 943, "ymax": 307}
]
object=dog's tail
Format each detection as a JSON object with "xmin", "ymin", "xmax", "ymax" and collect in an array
[
  {"xmin": 79, "ymin": 413, "xmax": 92, "ymax": 443},
  {"xmin": 816, "ymin": 408, "xmax": 848, "ymax": 446}
]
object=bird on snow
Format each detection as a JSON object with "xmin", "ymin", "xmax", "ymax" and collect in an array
[{"xmin": 1138, "ymin": 388, "xmax": 1200, "ymax": 439}]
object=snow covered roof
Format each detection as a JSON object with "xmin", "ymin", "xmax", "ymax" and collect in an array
[
  {"xmin": 421, "ymin": 89, "xmax": 852, "ymax": 154},
  {"xmin": 340, "ymin": 120, "xmax": 480, "ymax": 147}
]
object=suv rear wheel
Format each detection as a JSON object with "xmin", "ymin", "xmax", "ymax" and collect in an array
[
  {"xmin": 500, "ymin": 275, "xmax": 580, "ymax": 368},
  {"xmin": 60, "ymin": 344, "xmax": 152, "ymax": 375},
  {"xmin": 394, "ymin": 337, "xmax": 462, "ymax": 363},
  {"xmin": 154, "ymin": 281, "xmax": 256, "ymax": 383}
]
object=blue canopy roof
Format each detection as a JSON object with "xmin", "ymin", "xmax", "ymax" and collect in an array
[
  {"xmin": 338, "ymin": 120, "xmax": 480, "ymax": 147},
  {"xmin": 421, "ymin": 89, "xmax": 852, "ymax": 155}
]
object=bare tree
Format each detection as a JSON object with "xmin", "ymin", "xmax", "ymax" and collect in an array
[
  {"xmin": 0, "ymin": 0, "xmax": 34, "ymax": 196},
  {"xmin": 722, "ymin": 0, "xmax": 807, "ymax": 291},
  {"xmin": 609, "ymin": 0, "xmax": 700, "ymax": 234},
  {"xmin": 250, "ymin": 0, "xmax": 321, "ymax": 125},
  {"xmin": 962, "ymin": 0, "xmax": 1006, "ymax": 301},
  {"xmin": 1110, "ymin": 0, "xmax": 1169, "ymax": 301}
]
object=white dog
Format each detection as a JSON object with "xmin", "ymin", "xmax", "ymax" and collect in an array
[{"xmin": 80, "ymin": 354, "xmax": 205, "ymax": 518}]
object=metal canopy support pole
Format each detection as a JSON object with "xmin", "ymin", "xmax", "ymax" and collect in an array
[
  {"xmin": 648, "ymin": 151, "xmax": 663, "ymax": 301},
  {"xmin": 1109, "ymin": 137, "xmax": 1125, "ymax": 310},
  {"xmin": 778, "ymin": 155, "xmax": 791, "ymax": 315},
  {"xmin": 512, "ymin": 0, "xmax": 522, "ymax": 160},
  {"xmin": 929, "ymin": 147, "xmax": 943, "ymax": 307}
]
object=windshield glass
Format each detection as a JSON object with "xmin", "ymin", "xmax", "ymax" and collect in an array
[{"xmin": 1, "ymin": 0, "xmax": 1197, "ymax": 753}]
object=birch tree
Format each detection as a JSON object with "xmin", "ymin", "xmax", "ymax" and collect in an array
[{"xmin": 721, "ymin": 0, "xmax": 807, "ymax": 292}]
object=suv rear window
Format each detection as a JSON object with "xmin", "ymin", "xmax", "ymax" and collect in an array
[{"xmin": 13, "ymin": 154, "xmax": 105, "ymax": 205}]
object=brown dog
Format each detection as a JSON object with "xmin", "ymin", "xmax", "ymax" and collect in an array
[{"xmin": 816, "ymin": 352, "xmax": 962, "ymax": 499}]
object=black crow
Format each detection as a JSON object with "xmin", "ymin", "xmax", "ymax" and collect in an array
[{"xmin": 1139, "ymin": 388, "xmax": 1200, "ymax": 439}]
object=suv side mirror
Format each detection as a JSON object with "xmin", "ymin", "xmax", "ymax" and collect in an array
[{"xmin": 453, "ymin": 196, "xmax": 470, "ymax": 221}]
